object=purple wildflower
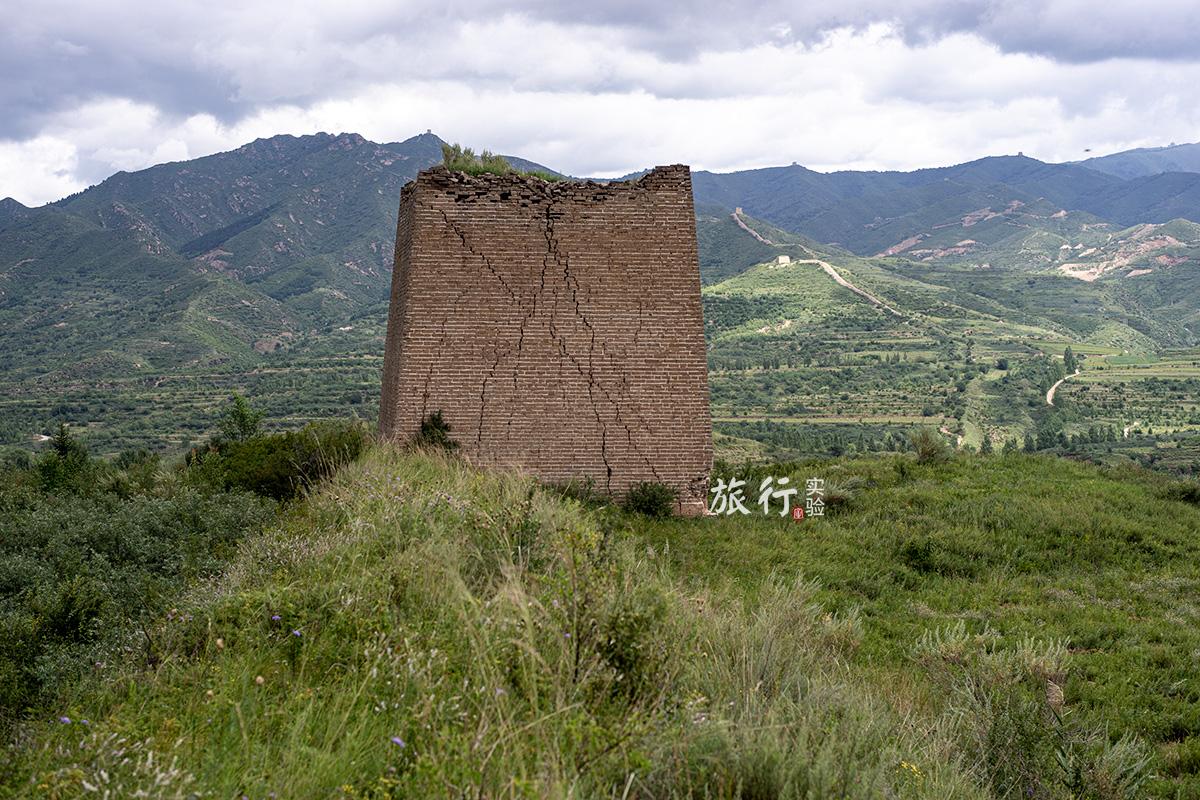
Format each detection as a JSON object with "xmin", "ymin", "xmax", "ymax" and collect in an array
[
  {"xmin": 271, "ymin": 615, "xmax": 281, "ymax": 622},
  {"xmin": 292, "ymin": 629, "xmax": 301, "ymax": 637},
  {"xmin": 391, "ymin": 736, "xmax": 406, "ymax": 748},
  {"xmin": 58, "ymin": 716, "xmax": 70, "ymax": 724}
]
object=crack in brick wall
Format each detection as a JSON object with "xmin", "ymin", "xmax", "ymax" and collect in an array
[{"xmin": 379, "ymin": 164, "xmax": 712, "ymax": 514}]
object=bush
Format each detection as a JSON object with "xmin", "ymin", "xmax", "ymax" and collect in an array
[
  {"xmin": 192, "ymin": 420, "xmax": 369, "ymax": 501},
  {"xmin": 442, "ymin": 143, "xmax": 513, "ymax": 176},
  {"xmin": 0, "ymin": 449, "xmax": 31, "ymax": 472},
  {"xmin": 823, "ymin": 476, "xmax": 866, "ymax": 512},
  {"xmin": 0, "ymin": 483, "xmax": 274, "ymax": 722},
  {"xmin": 1163, "ymin": 480, "xmax": 1200, "ymax": 505},
  {"xmin": 908, "ymin": 428, "xmax": 951, "ymax": 464},
  {"xmin": 414, "ymin": 410, "xmax": 457, "ymax": 451},
  {"xmin": 624, "ymin": 481, "xmax": 677, "ymax": 518},
  {"xmin": 913, "ymin": 621, "xmax": 1152, "ymax": 799}
]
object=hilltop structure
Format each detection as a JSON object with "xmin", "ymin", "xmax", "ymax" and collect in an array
[{"xmin": 379, "ymin": 164, "xmax": 712, "ymax": 514}]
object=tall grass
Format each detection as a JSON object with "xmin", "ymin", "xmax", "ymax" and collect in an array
[{"xmin": 6, "ymin": 448, "xmax": 1152, "ymax": 797}]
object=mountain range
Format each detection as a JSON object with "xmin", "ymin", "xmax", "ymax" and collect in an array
[
  {"xmin": 691, "ymin": 154, "xmax": 1200, "ymax": 256},
  {"xmin": 3, "ymin": 131, "xmax": 1200, "ymax": 449}
]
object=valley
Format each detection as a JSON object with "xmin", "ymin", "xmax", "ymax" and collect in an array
[{"xmin": 2, "ymin": 133, "xmax": 1200, "ymax": 481}]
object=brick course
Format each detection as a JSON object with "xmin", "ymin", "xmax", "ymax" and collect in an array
[{"xmin": 379, "ymin": 164, "xmax": 712, "ymax": 514}]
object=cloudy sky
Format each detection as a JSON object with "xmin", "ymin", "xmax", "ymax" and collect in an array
[{"xmin": 3, "ymin": 0, "xmax": 1199, "ymax": 205}]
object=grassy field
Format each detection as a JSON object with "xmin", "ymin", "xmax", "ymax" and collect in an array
[
  {"xmin": 642, "ymin": 452, "xmax": 1200, "ymax": 798},
  {"xmin": 5, "ymin": 446, "xmax": 1198, "ymax": 798}
]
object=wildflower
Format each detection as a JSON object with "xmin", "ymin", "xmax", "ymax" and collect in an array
[
  {"xmin": 271, "ymin": 615, "xmax": 281, "ymax": 622},
  {"xmin": 205, "ymin": 689, "xmax": 214, "ymax": 699},
  {"xmin": 391, "ymin": 736, "xmax": 406, "ymax": 748},
  {"xmin": 292, "ymin": 629, "xmax": 302, "ymax": 637},
  {"xmin": 58, "ymin": 716, "xmax": 70, "ymax": 724},
  {"xmin": 255, "ymin": 675, "xmax": 265, "ymax": 685},
  {"xmin": 215, "ymin": 638, "xmax": 225, "ymax": 650}
]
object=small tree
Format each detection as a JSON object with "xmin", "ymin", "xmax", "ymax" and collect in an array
[
  {"xmin": 50, "ymin": 422, "xmax": 84, "ymax": 459},
  {"xmin": 219, "ymin": 393, "xmax": 265, "ymax": 443},
  {"xmin": 38, "ymin": 423, "xmax": 91, "ymax": 493},
  {"xmin": 1063, "ymin": 346, "xmax": 1078, "ymax": 373},
  {"xmin": 980, "ymin": 435, "xmax": 994, "ymax": 455}
]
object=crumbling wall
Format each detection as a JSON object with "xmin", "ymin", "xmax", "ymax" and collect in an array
[{"xmin": 379, "ymin": 164, "xmax": 712, "ymax": 513}]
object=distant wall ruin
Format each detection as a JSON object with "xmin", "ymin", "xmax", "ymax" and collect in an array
[{"xmin": 379, "ymin": 164, "xmax": 712, "ymax": 514}]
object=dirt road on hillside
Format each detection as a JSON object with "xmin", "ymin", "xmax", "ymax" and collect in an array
[
  {"xmin": 1046, "ymin": 370, "xmax": 1080, "ymax": 406},
  {"xmin": 731, "ymin": 210, "xmax": 903, "ymax": 317}
]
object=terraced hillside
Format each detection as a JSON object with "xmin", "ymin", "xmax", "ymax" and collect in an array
[{"xmin": 4, "ymin": 134, "xmax": 1200, "ymax": 475}]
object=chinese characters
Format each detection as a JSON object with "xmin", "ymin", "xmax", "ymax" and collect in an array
[{"xmin": 708, "ymin": 475, "xmax": 825, "ymax": 518}]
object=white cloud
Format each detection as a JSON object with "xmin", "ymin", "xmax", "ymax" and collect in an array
[
  {"xmin": 4, "ymin": 13, "xmax": 1200, "ymax": 205},
  {"xmin": 0, "ymin": 137, "xmax": 82, "ymax": 204}
]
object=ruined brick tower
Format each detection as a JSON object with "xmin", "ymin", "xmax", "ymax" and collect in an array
[{"xmin": 379, "ymin": 164, "xmax": 712, "ymax": 514}]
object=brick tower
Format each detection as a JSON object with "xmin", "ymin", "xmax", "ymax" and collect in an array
[{"xmin": 379, "ymin": 164, "xmax": 712, "ymax": 514}]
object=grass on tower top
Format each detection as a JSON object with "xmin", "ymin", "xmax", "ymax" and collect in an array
[{"xmin": 441, "ymin": 142, "xmax": 563, "ymax": 182}]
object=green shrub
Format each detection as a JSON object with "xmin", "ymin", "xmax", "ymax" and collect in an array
[
  {"xmin": 414, "ymin": 410, "xmax": 457, "ymax": 451},
  {"xmin": 0, "ymin": 483, "xmax": 274, "ymax": 722},
  {"xmin": 442, "ymin": 142, "xmax": 512, "ymax": 175},
  {"xmin": 914, "ymin": 621, "xmax": 1155, "ymax": 800},
  {"xmin": 36, "ymin": 424, "xmax": 93, "ymax": 494},
  {"xmin": 0, "ymin": 449, "xmax": 31, "ymax": 472},
  {"xmin": 908, "ymin": 427, "xmax": 951, "ymax": 464},
  {"xmin": 823, "ymin": 476, "xmax": 866, "ymax": 512},
  {"xmin": 623, "ymin": 480, "xmax": 677, "ymax": 518},
  {"xmin": 1163, "ymin": 480, "xmax": 1200, "ymax": 505},
  {"xmin": 193, "ymin": 420, "xmax": 369, "ymax": 501}
]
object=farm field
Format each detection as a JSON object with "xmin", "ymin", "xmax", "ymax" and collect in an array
[{"xmin": 5, "ymin": 211, "xmax": 1200, "ymax": 484}]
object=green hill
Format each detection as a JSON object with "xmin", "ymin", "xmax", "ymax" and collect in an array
[
  {"xmin": 56, "ymin": 131, "xmax": 445, "ymax": 314},
  {"xmin": 4, "ymin": 132, "xmax": 1200, "ymax": 460},
  {"xmin": 6, "ymin": 446, "xmax": 1198, "ymax": 797},
  {"xmin": 1078, "ymin": 142, "xmax": 1200, "ymax": 179}
]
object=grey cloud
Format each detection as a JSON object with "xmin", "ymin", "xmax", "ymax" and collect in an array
[
  {"xmin": 2, "ymin": 0, "xmax": 1197, "ymax": 142},
  {"xmin": 516, "ymin": 0, "xmax": 1200, "ymax": 62}
]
